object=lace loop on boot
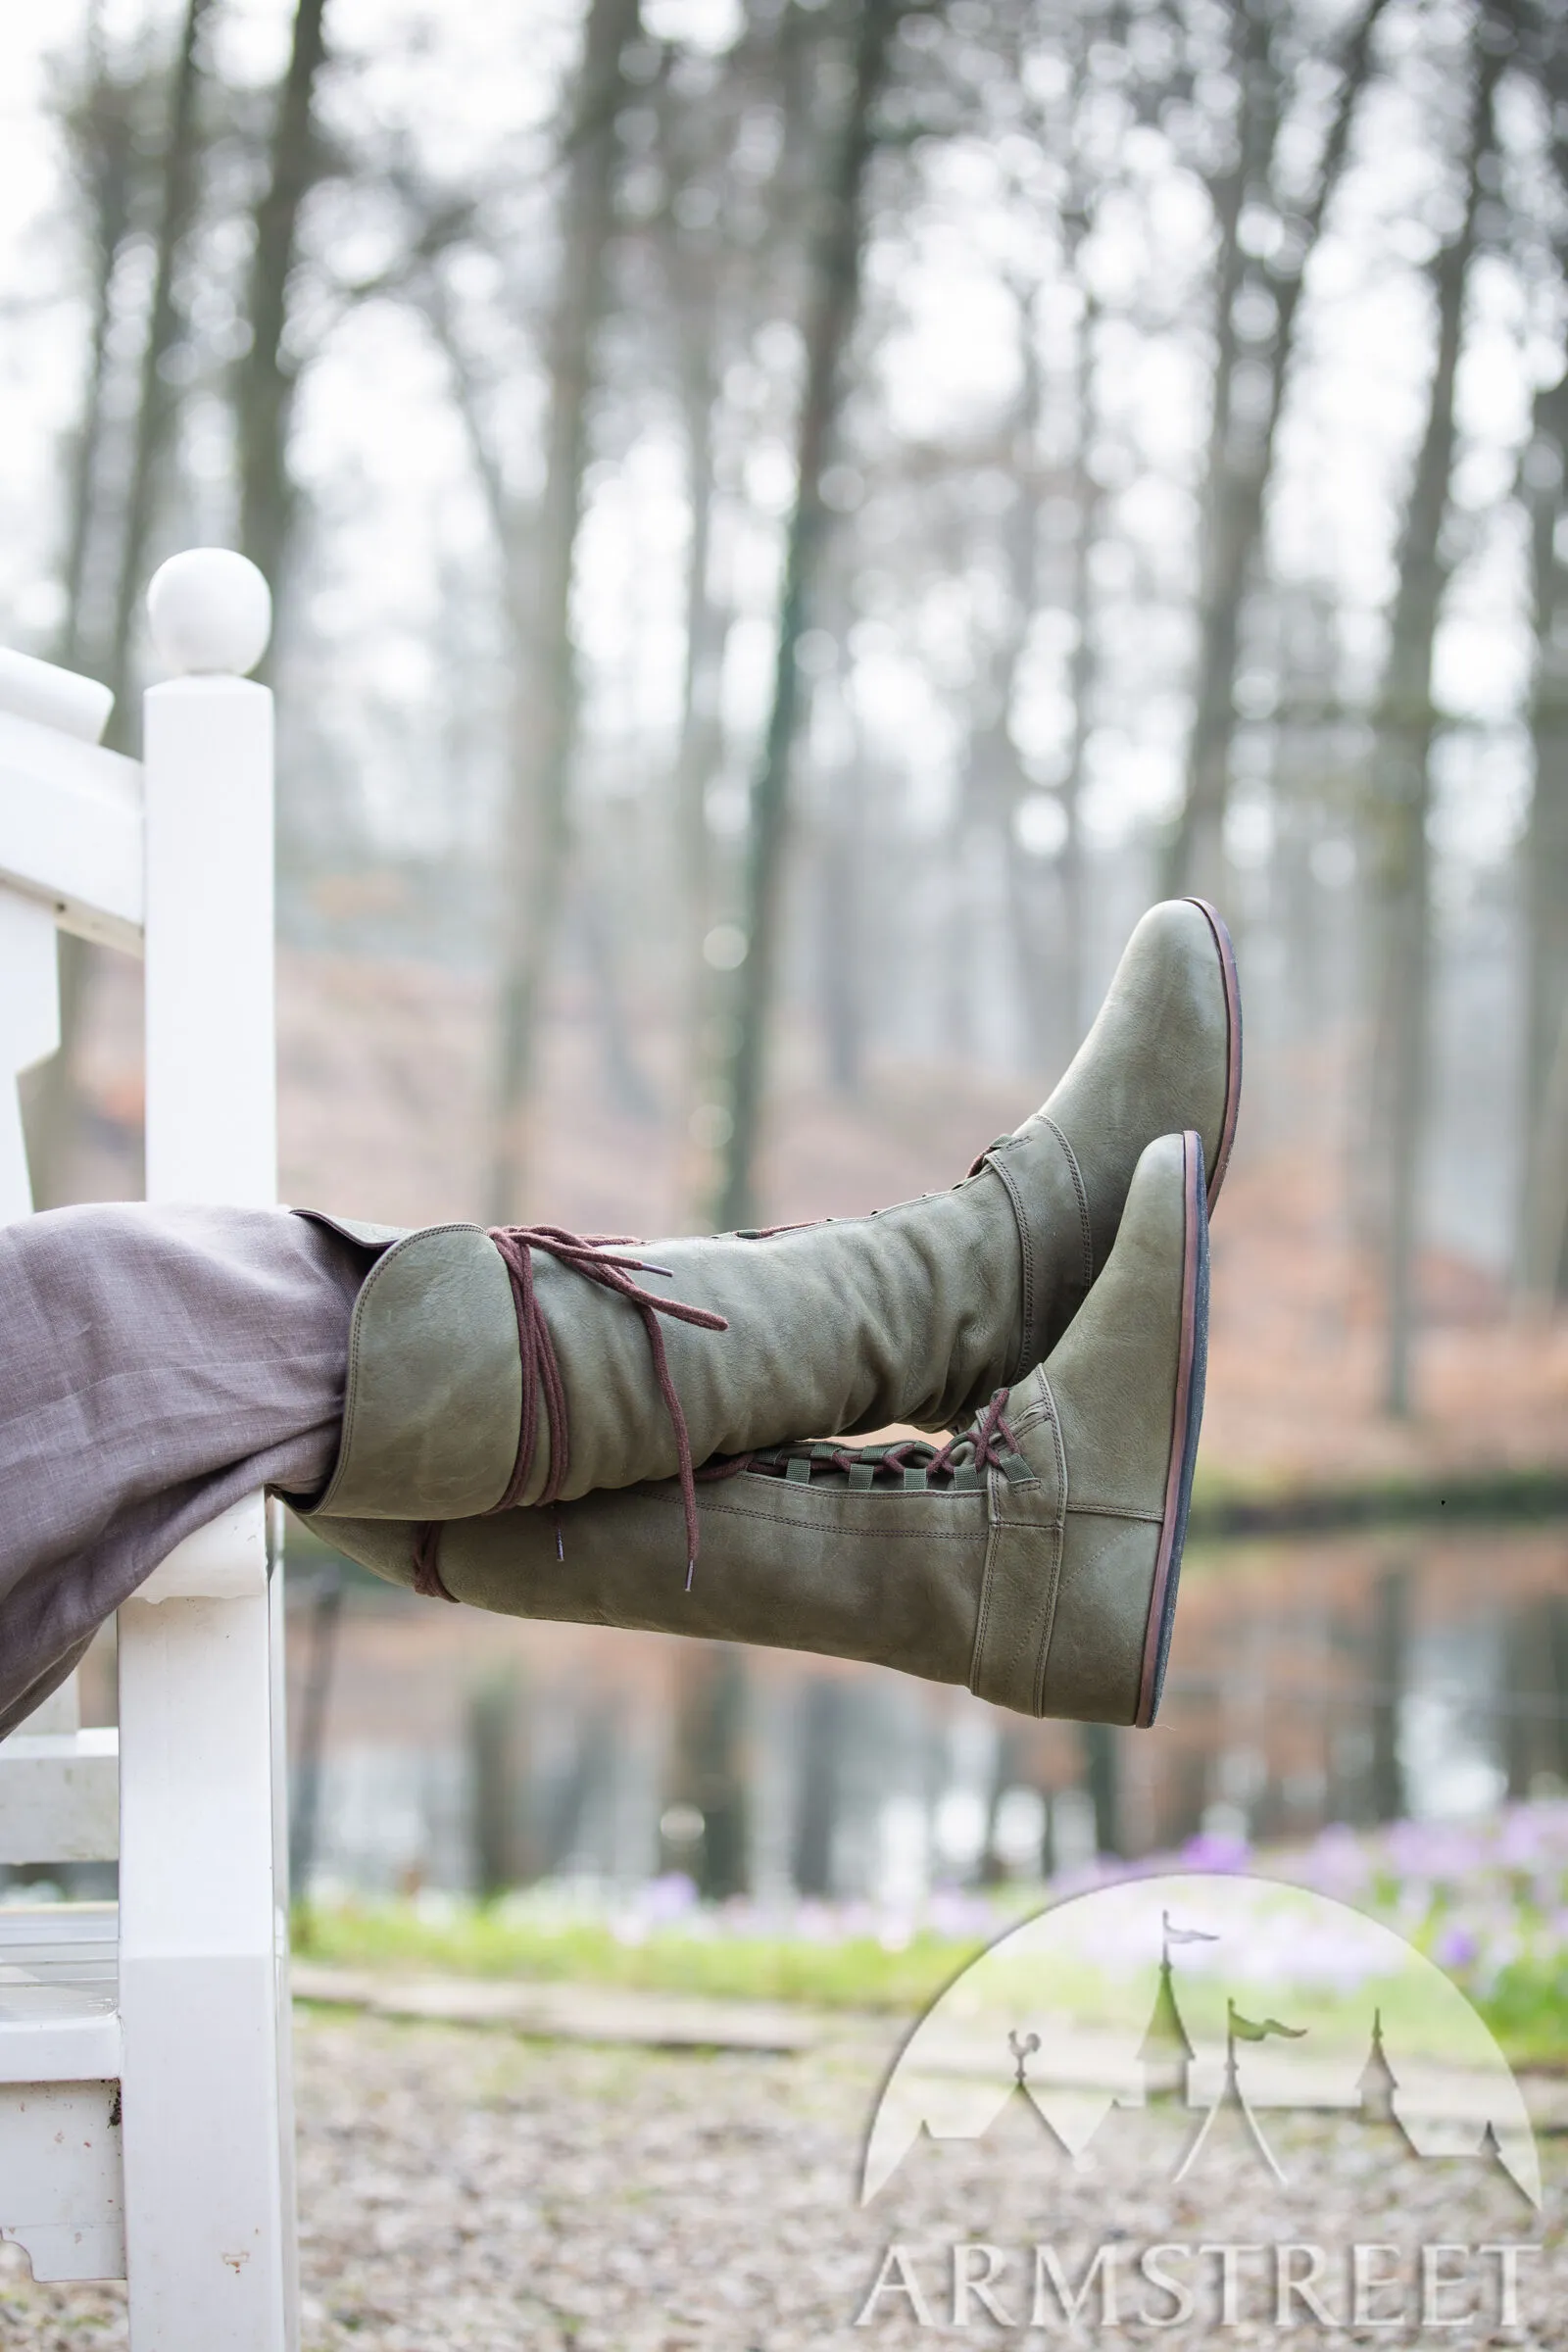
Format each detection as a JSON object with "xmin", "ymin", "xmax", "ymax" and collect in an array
[
  {"xmin": 411, "ymin": 1226, "xmax": 729, "ymax": 1603},
  {"xmin": 698, "ymin": 1387, "xmax": 1020, "ymax": 1494}
]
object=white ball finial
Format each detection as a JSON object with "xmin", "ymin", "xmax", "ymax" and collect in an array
[{"xmin": 147, "ymin": 549, "xmax": 272, "ymax": 677}]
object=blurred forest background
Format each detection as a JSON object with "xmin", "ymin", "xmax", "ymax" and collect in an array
[{"xmin": 1, "ymin": 0, "xmax": 1566, "ymax": 1906}]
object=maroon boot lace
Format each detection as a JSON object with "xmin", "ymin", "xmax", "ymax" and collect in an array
[
  {"xmin": 695, "ymin": 1386, "xmax": 1020, "ymax": 1491},
  {"xmin": 880, "ymin": 1388, "xmax": 1020, "ymax": 1482},
  {"xmin": 412, "ymin": 1227, "xmax": 728, "ymax": 1603}
]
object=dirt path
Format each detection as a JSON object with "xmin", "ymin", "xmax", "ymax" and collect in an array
[{"xmin": 4, "ymin": 2013, "xmax": 1562, "ymax": 2348}]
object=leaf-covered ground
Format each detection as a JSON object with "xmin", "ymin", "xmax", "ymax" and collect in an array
[{"xmin": 4, "ymin": 2012, "xmax": 1562, "ymax": 2349}]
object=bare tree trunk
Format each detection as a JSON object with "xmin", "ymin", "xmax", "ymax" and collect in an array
[
  {"xmin": 55, "ymin": 14, "xmax": 136, "ymax": 671},
  {"xmin": 1163, "ymin": 0, "xmax": 1388, "ymax": 901},
  {"xmin": 1056, "ymin": 280, "xmax": 1102, "ymax": 1048},
  {"xmin": 1159, "ymin": 79, "xmax": 1249, "ymax": 912},
  {"xmin": 669, "ymin": 310, "xmax": 734, "ymax": 1217},
  {"xmin": 24, "ymin": 26, "xmax": 140, "ymax": 1209},
  {"xmin": 713, "ymin": 0, "xmax": 901, "ymax": 1230},
  {"xmin": 1080, "ymin": 1721, "xmax": 1120, "ymax": 1858},
  {"xmin": 811, "ymin": 577, "xmax": 869, "ymax": 1096},
  {"xmin": 816, "ymin": 825, "xmax": 868, "ymax": 1094},
  {"xmin": 979, "ymin": 1730, "xmax": 1020, "ymax": 1886},
  {"xmin": 1366, "ymin": 1566, "xmax": 1408, "ymax": 1824},
  {"xmin": 28, "ymin": 9, "xmax": 205, "ymax": 1203},
  {"xmin": 468, "ymin": 1672, "xmax": 529, "ymax": 1896},
  {"xmin": 791, "ymin": 1677, "xmax": 846, "ymax": 1898},
  {"xmin": 104, "ymin": 0, "xmax": 213, "ymax": 733},
  {"xmin": 235, "ymin": 0, "xmax": 330, "ymax": 617},
  {"xmin": 1368, "ymin": 45, "xmax": 1500, "ymax": 1415},
  {"xmin": 665, "ymin": 1645, "xmax": 750, "ymax": 1900},
  {"xmin": 971, "ymin": 289, "xmax": 1054, "ymax": 1067},
  {"xmin": 1518, "ymin": 346, "xmax": 1568, "ymax": 1296},
  {"xmin": 578, "ymin": 882, "xmax": 660, "ymax": 1122},
  {"xmin": 287, "ymin": 1561, "xmax": 342, "ymax": 1908},
  {"xmin": 487, "ymin": 0, "xmax": 641, "ymax": 1225}
]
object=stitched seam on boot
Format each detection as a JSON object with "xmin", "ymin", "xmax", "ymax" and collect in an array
[
  {"xmin": 966, "ymin": 1381, "xmax": 1067, "ymax": 1710},
  {"xmin": 1031, "ymin": 1377, "xmax": 1069, "ymax": 1717},
  {"xmin": 984, "ymin": 1151, "xmax": 1035, "ymax": 1385},
  {"xmin": 694, "ymin": 1500, "xmax": 981, "ymax": 1540},
  {"xmin": 1043, "ymin": 1115, "xmax": 1094, "ymax": 1298},
  {"xmin": 1007, "ymin": 1394, "xmax": 1054, "ymax": 1441},
  {"xmin": 1065, "ymin": 1502, "xmax": 1162, "ymax": 1524},
  {"xmin": 968, "ymin": 1505, "xmax": 1004, "ymax": 1698}
]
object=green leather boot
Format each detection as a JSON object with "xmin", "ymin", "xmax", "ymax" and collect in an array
[
  {"xmin": 302, "ymin": 1131, "xmax": 1208, "ymax": 1729},
  {"xmin": 297, "ymin": 900, "xmax": 1237, "ymax": 1549}
]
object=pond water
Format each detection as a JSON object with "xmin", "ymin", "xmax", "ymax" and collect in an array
[{"xmin": 273, "ymin": 1521, "xmax": 1568, "ymax": 1905}]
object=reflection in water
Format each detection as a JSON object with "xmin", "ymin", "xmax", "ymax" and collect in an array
[{"xmin": 281, "ymin": 1523, "xmax": 1568, "ymax": 1902}]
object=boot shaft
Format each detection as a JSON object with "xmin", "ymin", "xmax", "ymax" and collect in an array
[
  {"xmin": 305, "ymin": 1133, "xmax": 1209, "ymax": 1733},
  {"xmin": 297, "ymin": 901, "xmax": 1238, "ymax": 1523}
]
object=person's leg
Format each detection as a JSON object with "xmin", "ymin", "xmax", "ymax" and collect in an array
[
  {"xmin": 300, "ymin": 900, "xmax": 1238, "ymax": 1545},
  {"xmin": 313, "ymin": 1133, "xmax": 1209, "ymax": 1730},
  {"xmin": 0, "ymin": 1201, "xmax": 372, "ymax": 1735},
  {"xmin": 0, "ymin": 901, "xmax": 1237, "ymax": 1735}
]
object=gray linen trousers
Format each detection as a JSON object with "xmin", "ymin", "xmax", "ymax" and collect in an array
[{"xmin": 0, "ymin": 1203, "xmax": 371, "ymax": 1737}]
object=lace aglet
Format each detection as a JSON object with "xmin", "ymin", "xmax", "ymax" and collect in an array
[
  {"xmin": 685, "ymin": 1556, "xmax": 695, "ymax": 1592},
  {"xmin": 555, "ymin": 1514, "xmax": 564, "ymax": 1561}
]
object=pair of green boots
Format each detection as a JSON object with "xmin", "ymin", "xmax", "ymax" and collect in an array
[{"xmin": 297, "ymin": 899, "xmax": 1241, "ymax": 1730}]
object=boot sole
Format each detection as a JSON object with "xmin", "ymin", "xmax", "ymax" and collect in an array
[
  {"xmin": 1183, "ymin": 898, "xmax": 1242, "ymax": 1205},
  {"xmin": 1134, "ymin": 1128, "xmax": 1209, "ymax": 1728}
]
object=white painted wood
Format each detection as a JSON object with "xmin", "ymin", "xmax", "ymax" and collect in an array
[
  {"xmin": 0, "ymin": 1897, "xmax": 117, "ymax": 1992},
  {"xmin": 267, "ymin": 1503, "xmax": 303, "ymax": 2328},
  {"xmin": 119, "ymin": 1594, "xmax": 289, "ymax": 2341},
  {"xmin": 0, "ymin": 557, "xmax": 296, "ymax": 2336},
  {"xmin": 0, "ymin": 1841, "xmax": 120, "ymax": 2314},
  {"xmin": 0, "ymin": 679, "xmax": 109, "ymax": 1759},
  {"xmin": 0, "ymin": 645, "xmax": 114, "ymax": 743},
  {"xmin": 0, "ymin": 1728, "xmax": 118, "ymax": 1862},
  {"xmin": 139, "ymin": 1492, "xmax": 269, "ymax": 1604},
  {"xmin": 0, "ymin": 662, "xmax": 138, "ymax": 1242},
  {"xmin": 0, "ymin": 651, "xmax": 132, "ymax": 2290},
  {"xmin": 140, "ymin": 682, "xmax": 274, "ymax": 1203},
  {"xmin": 18, "ymin": 1678, "xmax": 80, "ymax": 1736},
  {"xmin": 0, "ymin": 1894, "xmax": 122, "ymax": 2278},
  {"xmin": 147, "ymin": 549, "xmax": 272, "ymax": 679},
  {"xmin": 0, "ymin": 2017, "xmax": 122, "ymax": 2082},
  {"xmin": 0, "ymin": 2082, "xmax": 124, "ymax": 2280},
  {"xmin": 118, "ymin": 548, "xmax": 296, "ymax": 2350},
  {"xmin": 0, "ymin": 710, "xmax": 144, "ymax": 953},
  {"xmin": 0, "ymin": 889, "xmax": 61, "ymax": 1220}
]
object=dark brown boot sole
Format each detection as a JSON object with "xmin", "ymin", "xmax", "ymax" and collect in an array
[
  {"xmin": 1184, "ymin": 898, "xmax": 1243, "ymax": 1204},
  {"xmin": 1134, "ymin": 1126, "xmax": 1210, "ymax": 1728}
]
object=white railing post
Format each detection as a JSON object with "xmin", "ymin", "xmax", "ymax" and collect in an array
[
  {"xmin": 0, "ymin": 647, "xmax": 113, "ymax": 1225},
  {"xmin": 0, "ymin": 893, "xmax": 60, "ymax": 1219},
  {"xmin": 116, "ymin": 550, "xmax": 297, "ymax": 2351}
]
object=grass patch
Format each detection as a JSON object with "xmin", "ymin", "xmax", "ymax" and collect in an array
[
  {"xmin": 295, "ymin": 1800, "xmax": 1568, "ymax": 2075},
  {"xmin": 295, "ymin": 1896, "xmax": 989, "ymax": 2015},
  {"xmin": 294, "ymin": 1895, "xmax": 1562, "ymax": 2071},
  {"xmin": 1471, "ymin": 1958, "xmax": 1568, "ymax": 2072}
]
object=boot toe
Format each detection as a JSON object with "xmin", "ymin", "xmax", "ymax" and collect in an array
[{"xmin": 1039, "ymin": 898, "xmax": 1239, "ymax": 1271}]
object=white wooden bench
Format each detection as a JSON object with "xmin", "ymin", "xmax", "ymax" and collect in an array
[{"xmin": 0, "ymin": 551, "xmax": 298, "ymax": 2347}]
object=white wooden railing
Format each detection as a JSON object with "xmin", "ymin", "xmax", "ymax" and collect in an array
[{"xmin": 0, "ymin": 552, "xmax": 297, "ymax": 2349}]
